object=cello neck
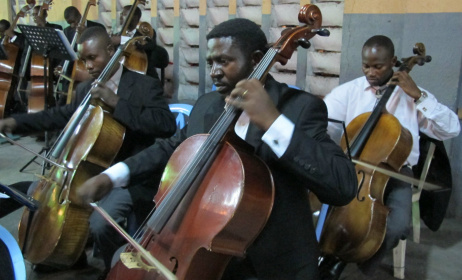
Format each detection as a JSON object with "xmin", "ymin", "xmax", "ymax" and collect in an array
[{"xmin": 118, "ymin": 0, "xmax": 143, "ymax": 36}]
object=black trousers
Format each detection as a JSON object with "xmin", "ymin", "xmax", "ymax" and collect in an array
[{"xmin": 0, "ymin": 181, "xmax": 33, "ymax": 218}]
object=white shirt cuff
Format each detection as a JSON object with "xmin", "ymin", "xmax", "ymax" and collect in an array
[
  {"xmin": 262, "ymin": 114, "xmax": 294, "ymax": 158},
  {"xmin": 102, "ymin": 162, "xmax": 130, "ymax": 188},
  {"xmin": 121, "ymin": 35, "xmax": 130, "ymax": 45}
]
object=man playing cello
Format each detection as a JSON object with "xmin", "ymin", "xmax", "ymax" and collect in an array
[
  {"xmin": 320, "ymin": 35, "xmax": 460, "ymax": 279},
  {"xmin": 76, "ymin": 18, "xmax": 357, "ymax": 279}
]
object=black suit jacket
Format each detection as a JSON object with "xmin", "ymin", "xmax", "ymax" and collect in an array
[
  {"xmin": 124, "ymin": 76, "xmax": 357, "ymax": 279},
  {"xmin": 63, "ymin": 20, "xmax": 105, "ymax": 47},
  {"xmin": 13, "ymin": 68, "xmax": 176, "ymax": 200}
]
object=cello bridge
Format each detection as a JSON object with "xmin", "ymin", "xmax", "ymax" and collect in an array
[{"xmin": 120, "ymin": 252, "xmax": 158, "ymax": 272}]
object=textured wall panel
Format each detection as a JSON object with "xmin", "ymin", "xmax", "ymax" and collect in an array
[
  {"xmin": 237, "ymin": 6, "xmax": 263, "ymax": 25},
  {"xmin": 213, "ymin": 0, "xmax": 230, "ymax": 7},
  {"xmin": 181, "ymin": 48, "xmax": 200, "ymax": 65},
  {"xmin": 158, "ymin": 27, "xmax": 174, "ymax": 45},
  {"xmin": 180, "ymin": 66, "xmax": 200, "ymax": 84},
  {"xmin": 181, "ymin": 28, "xmax": 200, "ymax": 46},
  {"xmin": 317, "ymin": 2, "xmax": 344, "ymax": 26},
  {"xmin": 273, "ymin": 5, "xmax": 301, "ymax": 26},
  {"xmin": 271, "ymin": 72, "xmax": 297, "ymax": 87},
  {"xmin": 309, "ymin": 51, "xmax": 341, "ymax": 75},
  {"xmin": 185, "ymin": 0, "xmax": 200, "ymax": 8},
  {"xmin": 207, "ymin": 7, "xmax": 229, "ymax": 25},
  {"xmin": 181, "ymin": 8, "xmax": 200, "ymax": 26},
  {"xmin": 160, "ymin": 0, "xmax": 174, "ymax": 9},
  {"xmin": 306, "ymin": 76, "xmax": 339, "ymax": 97},
  {"xmin": 311, "ymin": 27, "xmax": 342, "ymax": 51},
  {"xmin": 273, "ymin": 52, "xmax": 299, "ymax": 72},
  {"xmin": 159, "ymin": 9, "xmax": 175, "ymax": 26},
  {"xmin": 178, "ymin": 84, "xmax": 199, "ymax": 100}
]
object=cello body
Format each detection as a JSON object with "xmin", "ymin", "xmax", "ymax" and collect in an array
[
  {"xmin": 0, "ymin": 1, "xmax": 35, "ymax": 118},
  {"xmin": 28, "ymin": 0, "xmax": 55, "ymax": 114},
  {"xmin": 107, "ymin": 134, "xmax": 274, "ymax": 279},
  {"xmin": 0, "ymin": 43, "xmax": 21, "ymax": 118},
  {"xmin": 28, "ymin": 54, "xmax": 54, "ymax": 113},
  {"xmin": 17, "ymin": 106, "xmax": 125, "ymax": 267},
  {"xmin": 320, "ymin": 113, "xmax": 412, "ymax": 262}
]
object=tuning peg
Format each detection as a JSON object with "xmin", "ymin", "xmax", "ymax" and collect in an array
[
  {"xmin": 312, "ymin": 28, "xmax": 330, "ymax": 37},
  {"xmin": 297, "ymin": 38, "xmax": 311, "ymax": 49}
]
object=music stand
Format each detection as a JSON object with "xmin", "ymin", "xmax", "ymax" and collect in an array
[{"xmin": 17, "ymin": 25, "xmax": 77, "ymax": 174}]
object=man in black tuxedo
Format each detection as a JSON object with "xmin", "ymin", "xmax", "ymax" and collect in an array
[
  {"xmin": 76, "ymin": 19, "xmax": 357, "ymax": 279},
  {"xmin": 55, "ymin": 6, "xmax": 106, "ymax": 105},
  {"xmin": 63, "ymin": 6, "xmax": 105, "ymax": 46},
  {"xmin": 0, "ymin": 26, "xmax": 176, "ymax": 274},
  {"xmin": 111, "ymin": 5, "xmax": 168, "ymax": 82}
]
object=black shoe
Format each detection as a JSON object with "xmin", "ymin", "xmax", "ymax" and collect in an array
[
  {"xmin": 319, "ymin": 255, "xmax": 346, "ymax": 280},
  {"xmin": 72, "ymin": 251, "xmax": 88, "ymax": 269},
  {"xmin": 32, "ymin": 263, "xmax": 57, "ymax": 273},
  {"xmin": 97, "ymin": 268, "xmax": 110, "ymax": 280}
]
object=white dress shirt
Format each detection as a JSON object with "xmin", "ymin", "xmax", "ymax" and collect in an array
[
  {"xmin": 323, "ymin": 76, "xmax": 460, "ymax": 166},
  {"xmin": 104, "ymin": 108, "xmax": 295, "ymax": 188}
]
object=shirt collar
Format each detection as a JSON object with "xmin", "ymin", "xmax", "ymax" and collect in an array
[{"xmin": 106, "ymin": 64, "xmax": 123, "ymax": 94}]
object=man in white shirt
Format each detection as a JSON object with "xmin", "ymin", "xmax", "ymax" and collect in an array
[{"xmin": 320, "ymin": 35, "xmax": 460, "ymax": 279}]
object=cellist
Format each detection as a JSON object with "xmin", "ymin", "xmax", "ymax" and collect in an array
[
  {"xmin": 77, "ymin": 18, "xmax": 357, "ymax": 279},
  {"xmin": 111, "ymin": 5, "xmax": 167, "ymax": 81},
  {"xmin": 320, "ymin": 35, "xmax": 460, "ymax": 279},
  {"xmin": 0, "ymin": 26, "xmax": 176, "ymax": 274},
  {"xmin": 53, "ymin": 6, "xmax": 106, "ymax": 105}
]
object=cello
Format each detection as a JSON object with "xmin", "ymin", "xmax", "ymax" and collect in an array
[
  {"xmin": 55, "ymin": 0, "xmax": 97, "ymax": 104},
  {"xmin": 0, "ymin": 0, "xmax": 36, "ymax": 119},
  {"xmin": 104, "ymin": 5, "xmax": 327, "ymax": 279},
  {"xmin": 13, "ymin": 38, "xmax": 156, "ymax": 268},
  {"xmin": 319, "ymin": 43, "xmax": 432, "ymax": 263},
  {"xmin": 28, "ymin": 0, "xmax": 56, "ymax": 114}
]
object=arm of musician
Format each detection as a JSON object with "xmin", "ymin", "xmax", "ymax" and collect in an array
[
  {"xmin": 76, "ymin": 132, "xmax": 183, "ymax": 205},
  {"xmin": 228, "ymin": 79, "xmax": 357, "ymax": 206},
  {"xmin": 390, "ymin": 72, "xmax": 460, "ymax": 140},
  {"xmin": 416, "ymin": 91, "xmax": 460, "ymax": 140},
  {"xmin": 34, "ymin": 16, "xmax": 46, "ymax": 27},
  {"xmin": 322, "ymin": 86, "xmax": 350, "ymax": 145},
  {"xmin": 75, "ymin": 173, "xmax": 115, "ymax": 206},
  {"xmin": 112, "ymin": 74, "xmax": 176, "ymax": 137},
  {"xmin": 90, "ymin": 81, "xmax": 120, "ymax": 109}
]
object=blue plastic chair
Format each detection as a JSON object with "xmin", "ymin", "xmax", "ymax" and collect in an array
[
  {"xmin": 126, "ymin": 103, "xmax": 194, "ymax": 236},
  {"xmin": 168, "ymin": 103, "xmax": 193, "ymax": 130}
]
